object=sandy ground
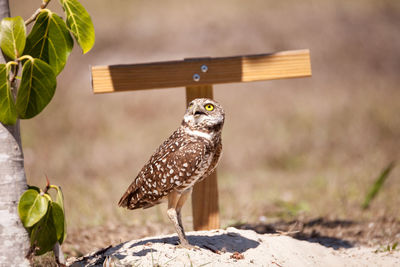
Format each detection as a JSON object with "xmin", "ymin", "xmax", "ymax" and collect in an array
[{"xmin": 68, "ymin": 227, "xmax": 399, "ymax": 267}]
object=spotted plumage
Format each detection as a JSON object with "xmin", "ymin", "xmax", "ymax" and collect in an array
[{"xmin": 119, "ymin": 98, "xmax": 225, "ymax": 248}]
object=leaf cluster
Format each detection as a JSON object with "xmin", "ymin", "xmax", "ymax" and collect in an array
[
  {"xmin": 0, "ymin": 0, "xmax": 95, "ymax": 125},
  {"xmin": 18, "ymin": 183, "xmax": 67, "ymax": 256}
]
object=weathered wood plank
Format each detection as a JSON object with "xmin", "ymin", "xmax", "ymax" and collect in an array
[{"xmin": 92, "ymin": 49, "xmax": 311, "ymax": 93}]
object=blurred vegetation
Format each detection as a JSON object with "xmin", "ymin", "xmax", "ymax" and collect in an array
[
  {"xmin": 362, "ymin": 162, "xmax": 395, "ymax": 210},
  {"xmin": 9, "ymin": 0, "xmax": 400, "ymax": 243}
]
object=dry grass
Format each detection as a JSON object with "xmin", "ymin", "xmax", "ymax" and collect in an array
[{"xmin": 10, "ymin": 0, "xmax": 400, "ymax": 249}]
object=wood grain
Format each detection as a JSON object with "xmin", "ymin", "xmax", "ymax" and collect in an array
[
  {"xmin": 186, "ymin": 85, "xmax": 220, "ymax": 230},
  {"xmin": 91, "ymin": 49, "xmax": 311, "ymax": 93}
]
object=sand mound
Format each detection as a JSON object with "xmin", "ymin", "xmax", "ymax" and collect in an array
[{"xmin": 69, "ymin": 227, "xmax": 399, "ymax": 266}]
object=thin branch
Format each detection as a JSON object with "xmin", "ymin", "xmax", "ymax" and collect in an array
[
  {"xmin": 24, "ymin": 9, "xmax": 41, "ymax": 26},
  {"xmin": 43, "ymin": 174, "xmax": 51, "ymax": 194},
  {"xmin": 24, "ymin": 0, "xmax": 51, "ymax": 26},
  {"xmin": 9, "ymin": 63, "xmax": 19, "ymax": 84},
  {"xmin": 53, "ymin": 242, "xmax": 66, "ymax": 266}
]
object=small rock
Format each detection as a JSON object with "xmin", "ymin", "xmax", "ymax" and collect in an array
[{"xmin": 230, "ymin": 252, "xmax": 244, "ymax": 260}]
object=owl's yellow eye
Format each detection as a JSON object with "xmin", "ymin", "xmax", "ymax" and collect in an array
[{"xmin": 204, "ymin": 104, "xmax": 214, "ymax": 111}]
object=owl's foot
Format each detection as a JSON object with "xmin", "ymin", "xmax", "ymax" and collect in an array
[
  {"xmin": 176, "ymin": 237, "xmax": 199, "ymax": 250},
  {"xmin": 176, "ymin": 242, "xmax": 199, "ymax": 250}
]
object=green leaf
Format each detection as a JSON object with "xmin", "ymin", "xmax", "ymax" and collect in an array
[
  {"xmin": 50, "ymin": 185, "xmax": 65, "ymax": 212},
  {"xmin": 0, "ymin": 64, "xmax": 17, "ymax": 125},
  {"xmin": 59, "ymin": 0, "xmax": 95, "ymax": 54},
  {"xmin": 30, "ymin": 203, "xmax": 58, "ymax": 255},
  {"xmin": 0, "ymin": 16, "xmax": 26, "ymax": 59},
  {"xmin": 25, "ymin": 10, "xmax": 73, "ymax": 75},
  {"xmin": 51, "ymin": 185, "xmax": 67, "ymax": 243},
  {"xmin": 27, "ymin": 185, "xmax": 41, "ymax": 193},
  {"xmin": 18, "ymin": 189, "xmax": 49, "ymax": 228},
  {"xmin": 16, "ymin": 57, "xmax": 56, "ymax": 119},
  {"xmin": 51, "ymin": 202, "xmax": 65, "ymax": 243}
]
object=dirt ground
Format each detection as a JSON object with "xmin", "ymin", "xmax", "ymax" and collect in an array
[
  {"xmin": 236, "ymin": 216, "xmax": 400, "ymax": 249},
  {"xmin": 62, "ymin": 216, "xmax": 400, "ymax": 258},
  {"xmin": 66, "ymin": 224, "xmax": 400, "ymax": 266}
]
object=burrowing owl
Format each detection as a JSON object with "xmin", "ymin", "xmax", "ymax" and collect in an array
[{"xmin": 119, "ymin": 98, "xmax": 225, "ymax": 247}]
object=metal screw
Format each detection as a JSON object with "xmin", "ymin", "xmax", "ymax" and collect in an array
[
  {"xmin": 201, "ymin": 65, "xmax": 208, "ymax": 73},
  {"xmin": 193, "ymin": 74, "xmax": 200, "ymax": 82}
]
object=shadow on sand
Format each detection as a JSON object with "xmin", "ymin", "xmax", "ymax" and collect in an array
[
  {"xmin": 71, "ymin": 218, "xmax": 359, "ymax": 266},
  {"xmin": 72, "ymin": 232, "xmax": 260, "ymax": 266},
  {"xmin": 234, "ymin": 217, "xmax": 355, "ymax": 250},
  {"xmin": 109, "ymin": 231, "xmax": 260, "ymax": 259}
]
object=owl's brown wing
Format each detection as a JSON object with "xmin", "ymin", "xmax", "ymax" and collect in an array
[
  {"xmin": 203, "ymin": 138, "xmax": 222, "ymax": 179},
  {"xmin": 118, "ymin": 132, "xmax": 210, "ymax": 210}
]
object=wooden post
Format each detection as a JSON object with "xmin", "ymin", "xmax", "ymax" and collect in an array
[
  {"xmin": 91, "ymin": 49, "xmax": 312, "ymax": 230},
  {"xmin": 185, "ymin": 85, "xmax": 219, "ymax": 230}
]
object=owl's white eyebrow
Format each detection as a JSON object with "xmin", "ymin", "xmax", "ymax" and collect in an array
[{"xmin": 184, "ymin": 128, "xmax": 212, "ymax": 140}]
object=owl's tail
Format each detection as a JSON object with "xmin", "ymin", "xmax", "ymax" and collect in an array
[
  {"xmin": 118, "ymin": 191, "xmax": 130, "ymax": 208},
  {"xmin": 118, "ymin": 178, "xmax": 140, "ymax": 209}
]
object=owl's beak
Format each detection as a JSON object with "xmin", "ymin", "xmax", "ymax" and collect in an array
[{"xmin": 192, "ymin": 105, "xmax": 206, "ymax": 116}]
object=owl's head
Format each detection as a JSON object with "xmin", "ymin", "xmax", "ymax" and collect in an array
[{"xmin": 182, "ymin": 98, "xmax": 225, "ymax": 132}]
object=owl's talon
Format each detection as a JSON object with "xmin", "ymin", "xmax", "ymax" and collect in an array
[{"xmin": 177, "ymin": 243, "xmax": 199, "ymax": 250}]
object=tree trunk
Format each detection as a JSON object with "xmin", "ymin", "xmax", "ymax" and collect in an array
[{"xmin": 0, "ymin": 1, "xmax": 30, "ymax": 266}]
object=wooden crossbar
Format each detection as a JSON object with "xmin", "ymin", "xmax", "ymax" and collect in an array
[{"xmin": 91, "ymin": 49, "xmax": 311, "ymax": 93}]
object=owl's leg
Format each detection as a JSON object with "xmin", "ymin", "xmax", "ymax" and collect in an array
[
  {"xmin": 167, "ymin": 191, "xmax": 188, "ymax": 246},
  {"xmin": 175, "ymin": 188, "xmax": 192, "ymax": 242}
]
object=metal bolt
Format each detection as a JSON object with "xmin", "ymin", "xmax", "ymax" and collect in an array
[
  {"xmin": 201, "ymin": 65, "xmax": 208, "ymax": 73},
  {"xmin": 193, "ymin": 74, "xmax": 200, "ymax": 82}
]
